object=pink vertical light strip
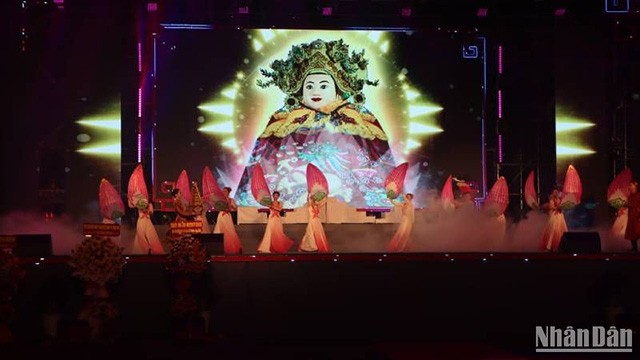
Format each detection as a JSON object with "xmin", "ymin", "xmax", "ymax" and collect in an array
[
  {"xmin": 498, "ymin": 134, "xmax": 503, "ymax": 163},
  {"xmin": 138, "ymin": 87, "xmax": 142, "ymax": 118},
  {"xmin": 497, "ymin": 90, "xmax": 502, "ymax": 119},
  {"xmin": 498, "ymin": 45, "xmax": 503, "ymax": 74},
  {"xmin": 137, "ymin": 42, "xmax": 142, "ymax": 72},
  {"xmin": 137, "ymin": 133, "xmax": 142, "ymax": 163}
]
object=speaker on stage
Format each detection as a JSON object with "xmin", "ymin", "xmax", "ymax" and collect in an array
[
  {"xmin": 558, "ymin": 231, "xmax": 601, "ymax": 254},
  {"xmin": 192, "ymin": 233, "xmax": 224, "ymax": 255}
]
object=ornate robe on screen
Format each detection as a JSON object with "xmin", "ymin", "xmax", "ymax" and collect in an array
[{"xmin": 236, "ymin": 100, "xmax": 395, "ymax": 208}]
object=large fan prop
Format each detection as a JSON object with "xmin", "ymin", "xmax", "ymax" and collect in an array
[
  {"xmin": 607, "ymin": 168, "xmax": 632, "ymax": 209},
  {"xmin": 384, "ymin": 162, "xmax": 409, "ymax": 199},
  {"xmin": 176, "ymin": 169, "xmax": 192, "ymax": 205},
  {"xmin": 483, "ymin": 176, "xmax": 509, "ymax": 216},
  {"xmin": 560, "ymin": 164, "xmax": 582, "ymax": 210},
  {"xmin": 99, "ymin": 178, "xmax": 125, "ymax": 220},
  {"xmin": 251, "ymin": 164, "xmax": 273, "ymax": 206},
  {"xmin": 127, "ymin": 164, "xmax": 149, "ymax": 209},
  {"xmin": 441, "ymin": 175, "xmax": 455, "ymax": 210},
  {"xmin": 524, "ymin": 170, "xmax": 539, "ymax": 209},
  {"xmin": 202, "ymin": 166, "xmax": 228, "ymax": 211},
  {"xmin": 306, "ymin": 163, "xmax": 329, "ymax": 202}
]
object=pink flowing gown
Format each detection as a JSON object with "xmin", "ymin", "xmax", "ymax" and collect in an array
[
  {"xmin": 213, "ymin": 210, "xmax": 242, "ymax": 254},
  {"xmin": 299, "ymin": 203, "xmax": 330, "ymax": 252},
  {"xmin": 134, "ymin": 204, "xmax": 165, "ymax": 254},
  {"xmin": 387, "ymin": 201, "xmax": 415, "ymax": 252},
  {"xmin": 257, "ymin": 202, "xmax": 294, "ymax": 253},
  {"xmin": 541, "ymin": 198, "xmax": 568, "ymax": 251}
]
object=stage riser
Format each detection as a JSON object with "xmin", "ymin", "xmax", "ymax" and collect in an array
[{"xmin": 11, "ymin": 259, "xmax": 640, "ymax": 343}]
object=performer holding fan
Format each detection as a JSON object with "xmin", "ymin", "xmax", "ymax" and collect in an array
[
  {"xmin": 299, "ymin": 164, "xmax": 330, "ymax": 253},
  {"xmin": 385, "ymin": 163, "xmax": 415, "ymax": 252},
  {"xmin": 127, "ymin": 164, "xmax": 164, "ymax": 254},
  {"xmin": 253, "ymin": 164, "xmax": 294, "ymax": 253},
  {"xmin": 204, "ymin": 166, "xmax": 242, "ymax": 254}
]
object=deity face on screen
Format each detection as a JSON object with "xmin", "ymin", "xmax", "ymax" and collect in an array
[{"xmin": 301, "ymin": 73, "xmax": 339, "ymax": 110}]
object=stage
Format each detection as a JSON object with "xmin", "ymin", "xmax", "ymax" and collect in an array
[{"xmin": 9, "ymin": 250, "xmax": 640, "ymax": 353}]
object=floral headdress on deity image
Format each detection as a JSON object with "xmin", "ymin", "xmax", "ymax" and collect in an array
[{"xmin": 256, "ymin": 39, "xmax": 379, "ymax": 108}]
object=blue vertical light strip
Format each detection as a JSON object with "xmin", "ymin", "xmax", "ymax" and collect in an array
[{"xmin": 479, "ymin": 36, "xmax": 488, "ymax": 198}]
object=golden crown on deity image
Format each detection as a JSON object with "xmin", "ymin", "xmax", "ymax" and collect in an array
[{"xmin": 256, "ymin": 39, "xmax": 379, "ymax": 104}]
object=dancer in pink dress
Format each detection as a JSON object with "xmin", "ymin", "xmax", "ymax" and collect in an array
[
  {"xmin": 540, "ymin": 189, "xmax": 568, "ymax": 252},
  {"xmin": 299, "ymin": 194, "xmax": 330, "ymax": 252},
  {"xmin": 213, "ymin": 187, "xmax": 242, "ymax": 254},
  {"xmin": 134, "ymin": 200, "xmax": 165, "ymax": 255},
  {"xmin": 257, "ymin": 191, "xmax": 294, "ymax": 253},
  {"xmin": 387, "ymin": 193, "xmax": 415, "ymax": 252}
]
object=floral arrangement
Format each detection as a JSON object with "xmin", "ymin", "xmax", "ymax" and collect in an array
[
  {"xmin": 69, "ymin": 236, "xmax": 125, "ymax": 286},
  {"xmin": 166, "ymin": 236, "xmax": 208, "ymax": 275}
]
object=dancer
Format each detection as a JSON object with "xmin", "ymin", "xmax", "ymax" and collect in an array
[
  {"xmin": 611, "ymin": 207, "xmax": 628, "ymax": 238},
  {"xmin": 299, "ymin": 193, "xmax": 330, "ymax": 253},
  {"xmin": 386, "ymin": 193, "xmax": 415, "ymax": 252},
  {"xmin": 540, "ymin": 189, "xmax": 568, "ymax": 252},
  {"xmin": 624, "ymin": 181, "xmax": 640, "ymax": 251},
  {"xmin": 133, "ymin": 199, "xmax": 165, "ymax": 255},
  {"xmin": 257, "ymin": 191, "xmax": 294, "ymax": 253},
  {"xmin": 171, "ymin": 188, "xmax": 194, "ymax": 222},
  {"xmin": 213, "ymin": 187, "xmax": 242, "ymax": 254}
]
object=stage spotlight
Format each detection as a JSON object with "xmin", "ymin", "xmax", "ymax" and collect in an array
[
  {"xmin": 146, "ymin": 2, "xmax": 157, "ymax": 12},
  {"xmin": 477, "ymin": 8, "xmax": 488, "ymax": 17},
  {"xmin": 238, "ymin": 6, "xmax": 249, "ymax": 14},
  {"xmin": 400, "ymin": 7, "xmax": 412, "ymax": 17},
  {"xmin": 556, "ymin": 145, "xmax": 595, "ymax": 156},
  {"xmin": 322, "ymin": 7, "xmax": 332, "ymax": 16},
  {"xmin": 554, "ymin": 8, "xmax": 566, "ymax": 16}
]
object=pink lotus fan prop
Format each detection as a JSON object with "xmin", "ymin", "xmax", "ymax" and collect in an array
[
  {"xmin": 384, "ymin": 162, "xmax": 409, "ymax": 199},
  {"xmin": 202, "ymin": 166, "xmax": 228, "ymax": 211},
  {"xmin": 99, "ymin": 178, "xmax": 125, "ymax": 220},
  {"xmin": 441, "ymin": 175, "xmax": 455, "ymax": 210},
  {"xmin": 251, "ymin": 164, "xmax": 273, "ymax": 206},
  {"xmin": 484, "ymin": 176, "xmax": 509, "ymax": 215},
  {"xmin": 524, "ymin": 170, "xmax": 539, "ymax": 209},
  {"xmin": 607, "ymin": 168, "xmax": 632, "ymax": 209},
  {"xmin": 175, "ymin": 169, "xmax": 192, "ymax": 205},
  {"xmin": 560, "ymin": 165, "xmax": 582, "ymax": 210},
  {"xmin": 306, "ymin": 163, "xmax": 329, "ymax": 202},
  {"xmin": 127, "ymin": 164, "xmax": 149, "ymax": 209}
]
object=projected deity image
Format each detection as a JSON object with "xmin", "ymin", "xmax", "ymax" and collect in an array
[{"xmin": 234, "ymin": 39, "xmax": 395, "ymax": 207}]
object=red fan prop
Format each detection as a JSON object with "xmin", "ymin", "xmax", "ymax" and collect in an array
[
  {"xmin": 384, "ymin": 162, "xmax": 409, "ymax": 199},
  {"xmin": 306, "ymin": 163, "xmax": 329, "ymax": 202},
  {"xmin": 176, "ymin": 169, "xmax": 192, "ymax": 205},
  {"xmin": 524, "ymin": 170, "xmax": 539, "ymax": 209},
  {"xmin": 127, "ymin": 164, "xmax": 149, "ymax": 209},
  {"xmin": 202, "ymin": 166, "xmax": 228, "ymax": 211},
  {"xmin": 441, "ymin": 175, "xmax": 455, "ymax": 210},
  {"xmin": 484, "ymin": 176, "xmax": 509, "ymax": 216},
  {"xmin": 251, "ymin": 164, "xmax": 273, "ymax": 206},
  {"xmin": 560, "ymin": 165, "xmax": 582, "ymax": 209},
  {"xmin": 607, "ymin": 168, "xmax": 632, "ymax": 209},
  {"xmin": 99, "ymin": 178, "xmax": 125, "ymax": 220}
]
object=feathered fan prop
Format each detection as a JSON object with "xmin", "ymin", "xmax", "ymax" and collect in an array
[
  {"xmin": 524, "ymin": 170, "xmax": 539, "ymax": 209},
  {"xmin": 560, "ymin": 165, "xmax": 582, "ymax": 210},
  {"xmin": 176, "ymin": 169, "xmax": 192, "ymax": 205},
  {"xmin": 99, "ymin": 178, "xmax": 125, "ymax": 220},
  {"xmin": 483, "ymin": 176, "xmax": 509, "ymax": 216},
  {"xmin": 251, "ymin": 164, "xmax": 273, "ymax": 206},
  {"xmin": 384, "ymin": 162, "xmax": 409, "ymax": 200},
  {"xmin": 202, "ymin": 166, "xmax": 228, "ymax": 211},
  {"xmin": 307, "ymin": 163, "xmax": 329, "ymax": 202},
  {"xmin": 127, "ymin": 164, "xmax": 149, "ymax": 210},
  {"xmin": 607, "ymin": 168, "xmax": 632, "ymax": 209},
  {"xmin": 441, "ymin": 175, "xmax": 455, "ymax": 210}
]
